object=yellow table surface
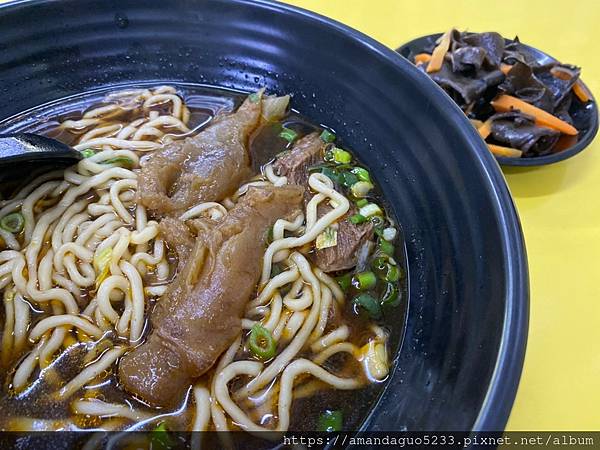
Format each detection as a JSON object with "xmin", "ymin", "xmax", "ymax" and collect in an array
[{"xmin": 284, "ymin": 0, "xmax": 600, "ymax": 430}]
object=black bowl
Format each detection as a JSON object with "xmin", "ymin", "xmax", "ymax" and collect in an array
[
  {"xmin": 0, "ymin": 0, "xmax": 528, "ymax": 433},
  {"xmin": 397, "ymin": 33, "xmax": 599, "ymax": 166}
]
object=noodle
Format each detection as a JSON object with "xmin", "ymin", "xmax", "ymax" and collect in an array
[{"xmin": 0, "ymin": 85, "xmax": 393, "ymax": 436}]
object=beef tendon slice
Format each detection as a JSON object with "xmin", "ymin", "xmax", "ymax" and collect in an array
[
  {"xmin": 118, "ymin": 185, "xmax": 304, "ymax": 407},
  {"xmin": 138, "ymin": 91, "xmax": 288, "ymax": 215}
]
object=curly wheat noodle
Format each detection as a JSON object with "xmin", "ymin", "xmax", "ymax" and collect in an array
[
  {"xmin": 210, "ymin": 335, "xmax": 242, "ymax": 433},
  {"xmin": 120, "ymin": 261, "xmax": 145, "ymax": 343},
  {"xmin": 180, "ymin": 202, "xmax": 228, "ymax": 221},
  {"xmin": 259, "ymin": 173, "xmax": 350, "ymax": 285},
  {"xmin": 238, "ymin": 252, "xmax": 322, "ymax": 399},
  {"xmin": 58, "ymin": 347, "xmax": 125, "ymax": 398},
  {"xmin": 1, "ymin": 288, "xmax": 15, "ymax": 366}
]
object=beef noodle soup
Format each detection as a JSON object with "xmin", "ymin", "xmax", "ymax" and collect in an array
[{"xmin": 0, "ymin": 85, "xmax": 406, "ymax": 445}]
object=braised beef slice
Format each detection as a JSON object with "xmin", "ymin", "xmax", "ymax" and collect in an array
[
  {"xmin": 118, "ymin": 185, "xmax": 303, "ymax": 407},
  {"xmin": 489, "ymin": 111, "xmax": 560, "ymax": 154},
  {"xmin": 273, "ymin": 132, "xmax": 373, "ymax": 272},
  {"xmin": 273, "ymin": 132, "xmax": 324, "ymax": 186},
  {"xmin": 138, "ymin": 95, "xmax": 263, "ymax": 216},
  {"xmin": 314, "ymin": 205, "xmax": 373, "ymax": 273}
]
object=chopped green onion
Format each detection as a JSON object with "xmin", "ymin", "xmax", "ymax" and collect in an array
[
  {"xmin": 340, "ymin": 171, "xmax": 358, "ymax": 188},
  {"xmin": 249, "ymin": 324, "xmax": 276, "ymax": 360},
  {"xmin": 353, "ymin": 293, "xmax": 382, "ymax": 319},
  {"xmin": 382, "ymin": 282, "xmax": 400, "ymax": 306},
  {"xmin": 371, "ymin": 256, "xmax": 388, "ymax": 277},
  {"xmin": 0, "ymin": 212, "xmax": 24, "ymax": 234},
  {"xmin": 316, "ymin": 226, "xmax": 338, "ymax": 249},
  {"xmin": 355, "ymin": 199, "xmax": 369, "ymax": 208},
  {"xmin": 93, "ymin": 246, "xmax": 113, "ymax": 289},
  {"xmin": 321, "ymin": 167, "xmax": 340, "ymax": 184},
  {"xmin": 150, "ymin": 422, "xmax": 173, "ymax": 450},
  {"xmin": 80, "ymin": 148, "xmax": 95, "ymax": 158},
  {"xmin": 385, "ymin": 264, "xmax": 400, "ymax": 282},
  {"xmin": 332, "ymin": 147, "xmax": 352, "ymax": 164},
  {"xmin": 351, "ymin": 181, "xmax": 374, "ymax": 198},
  {"xmin": 354, "ymin": 271, "xmax": 377, "ymax": 290},
  {"xmin": 378, "ymin": 239, "xmax": 394, "ymax": 256},
  {"xmin": 320, "ymin": 129, "xmax": 336, "ymax": 143},
  {"xmin": 100, "ymin": 157, "xmax": 134, "ymax": 168},
  {"xmin": 370, "ymin": 215, "xmax": 384, "ymax": 228},
  {"xmin": 248, "ymin": 92, "xmax": 261, "ymax": 103},
  {"xmin": 351, "ymin": 167, "xmax": 371, "ymax": 182},
  {"xmin": 336, "ymin": 273, "xmax": 353, "ymax": 292},
  {"xmin": 279, "ymin": 127, "xmax": 298, "ymax": 143},
  {"xmin": 382, "ymin": 227, "xmax": 397, "ymax": 241},
  {"xmin": 317, "ymin": 410, "xmax": 343, "ymax": 432},
  {"xmin": 359, "ymin": 203, "xmax": 382, "ymax": 217},
  {"xmin": 349, "ymin": 213, "xmax": 367, "ymax": 225}
]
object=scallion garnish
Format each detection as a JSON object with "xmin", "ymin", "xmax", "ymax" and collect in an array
[
  {"xmin": 317, "ymin": 410, "xmax": 343, "ymax": 432},
  {"xmin": 356, "ymin": 199, "xmax": 369, "ymax": 208},
  {"xmin": 80, "ymin": 148, "xmax": 95, "ymax": 158},
  {"xmin": 353, "ymin": 293, "xmax": 382, "ymax": 319},
  {"xmin": 359, "ymin": 203, "xmax": 382, "ymax": 217},
  {"xmin": 351, "ymin": 167, "xmax": 370, "ymax": 182},
  {"xmin": 349, "ymin": 213, "xmax": 367, "ymax": 225},
  {"xmin": 279, "ymin": 127, "xmax": 298, "ymax": 143},
  {"xmin": 354, "ymin": 271, "xmax": 377, "ymax": 290},
  {"xmin": 382, "ymin": 282, "xmax": 400, "ymax": 306},
  {"xmin": 320, "ymin": 129, "xmax": 336, "ymax": 143},
  {"xmin": 385, "ymin": 264, "xmax": 400, "ymax": 282},
  {"xmin": 249, "ymin": 324, "xmax": 276, "ymax": 360},
  {"xmin": 320, "ymin": 167, "xmax": 340, "ymax": 184},
  {"xmin": 150, "ymin": 422, "xmax": 173, "ymax": 450},
  {"xmin": 378, "ymin": 239, "xmax": 394, "ymax": 256},
  {"xmin": 100, "ymin": 156, "xmax": 134, "ymax": 168},
  {"xmin": 0, "ymin": 212, "xmax": 24, "ymax": 234},
  {"xmin": 332, "ymin": 147, "xmax": 352, "ymax": 164},
  {"xmin": 350, "ymin": 181, "xmax": 374, "ymax": 198},
  {"xmin": 336, "ymin": 273, "xmax": 353, "ymax": 292},
  {"xmin": 340, "ymin": 171, "xmax": 358, "ymax": 188}
]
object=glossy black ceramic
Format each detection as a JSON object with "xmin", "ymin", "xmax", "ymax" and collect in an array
[
  {"xmin": 0, "ymin": 0, "xmax": 528, "ymax": 433},
  {"xmin": 397, "ymin": 33, "xmax": 598, "ymax": 166}
]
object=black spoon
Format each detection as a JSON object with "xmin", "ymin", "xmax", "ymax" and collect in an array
[
  {"xmin": 397, "ymin": 34, "xmax": 598, "ymax": 167},
  {"xmin": 0, "ymin": 133, "xmax": 81, "ymax": 185}
]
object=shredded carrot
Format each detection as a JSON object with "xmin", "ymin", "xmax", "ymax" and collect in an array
[
  {"xmin": 477, "ymin": 119, "xmax": 493, "ymax": 139},
  {"xmin": 488, "ymin": 144, "xmax": 523, "ymax": 158},
  {"xmin": 469, "ymin": 119, "xmax": 483, "ymax": 128},
  {"xmin": 415, "ymin": 53, "xmax": 432, "ymax": 65},
  {"xmin": 550, "ymin": 67, "xmax": 592, "ymax": 103},
  {"xmin": 550, "ymin": 67, "xmax": 571, "ymax": 81},
  {"xmin": 491, "ymin": 94, "xmax": 578, "ymax": 136},
  {"xmin": 500, "ymin": 64, "xmax": 513, "ymax": 75},
  {"xmin": 573, "ymin": 81, "xmax": 592, "ymax": 103},
  {"xmin": 426, "ymin": 30, "xmax": 452, "ymax": 73}
]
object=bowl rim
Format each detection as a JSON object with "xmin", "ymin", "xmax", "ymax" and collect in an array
[
  {"xmin": 247, "ymin": 0, "xmax": 529, "ymax": 432},
  {"xmin": 0, "ymin": 0, "xmax": 529, "ymax": 432},
  {"xmin": 396, "ymin": 31, "xmax": 599, "ymax": 167}
]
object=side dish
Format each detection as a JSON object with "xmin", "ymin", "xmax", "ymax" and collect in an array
[{"xmin": 413, "ymin": 29, "xmax": 592, "ymax": 158}]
